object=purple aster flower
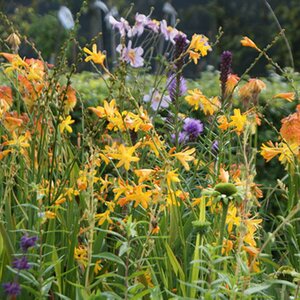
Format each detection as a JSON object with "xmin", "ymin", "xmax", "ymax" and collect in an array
[
  {"xmin": 143, "ymin": 89, "xmax": 171, "ymax": 111},
  {"xmin": 183, "ymin": 118, "xmax": 204, "ymax": 138},
  {"xmin": 167, "ymin": 74, "xmax": 187, "ymax": 101},
  {"xmin": 12, "ymin": 256, "xmax": 31, "ymax": 270},
  {"xmin": 20, "ymin": 234, "xmax": 38, "ymax": 252},
  {"xmin": 220, "ymin": 51, "xmax": 232, "ymax": 99},
  {"xmin": 2, "ymin": 282, "xmax": 21, "ymax": 296},
  {"xmin": 212, "ymin": 140, "xmax": 219, "ymax": 153},
  {"xmin": 116, "ymin": 41, "xmax": 144, "ymax": 68}
]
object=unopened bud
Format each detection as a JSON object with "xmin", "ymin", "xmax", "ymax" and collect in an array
[{"xmin": 6, "ymin": 33, "xmax": 21, "ymax": 53}]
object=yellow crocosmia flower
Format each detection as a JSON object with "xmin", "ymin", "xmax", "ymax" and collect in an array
[
  {"xmin": 94, "ymin": 260, "xmax": 102, "ymax": 275},
  {"xmin": 201, "ymin": 96, "xmax": 220, "ymax": 115},
  {"xmin": 134, "ymin": 169, "xmax": 155, "ymax": 184},
  {"xmin": 142, "ymin": 134, "xmax": 165, "ymax": 157},
  {"xmin": 171, "ymin": 148, "xmax": 195, "ymax": 171},
  {"xmin": 83, "ymin": 44, "xmax": 106, "ymax": 66},
  {"xmin": 166, "ymin": 169, "xmax": 180, "ymax": 189},
  {"xmin": 226, "ymin": 205, "xmax": 241, "ymax": 234},
  {"xmin": 188, "ymin": 34, "xmax": 211, "ymax": 56},
  {"xmin": 3, "ymin": 131, "xmax": 31, "ymax": 148},
  {"xmin": 260, "ymin": 141, "xmax": 281, "ymax": 162},
  {"xmin": 185, "ymin": 88, "xmax": 204, "ymax": 110},
  {"xmin": 96, "ymin": 210, "xmax": 113, "ymax": 225},
  {"xmin": 124, "ymin": 185, "xmax": 152, "ymax": 209},
  {"xmin": 108, "ymin": 143, "xmax": 140, "ymax": 171},
  {"xmin": 166, "ymin": 190, "xmax": 180, "ymax": 206},
  {"xmin": 0, "ymin": 149, "xmax": 12, "ymax": 160},
  {"xmin": 74, "ymin": 246, "xmax": 88, "ymax": 264},
  {"xmin": 218, "ymin": 115, "xmax": 230, "ymax": 131},
  {"xmin": 59, "ymin": 115, "xmax": 75, "ymax": 134},
  {"xmin": 240, "ymin": 36, "xmax": 259, "ymax": 50},
  {"xmin": 243, "ymin": 217, "xmax": 262, "ymax": 247},
  {"xmin": 45, "ymin": 211, "xmax": 56, "ymax": 219},
  {"xmin": 229, "ymin": 109, "xmax": 247, "ymax": 135},
  {"xmin": 260, "ymin": 141, "xmax": 298, "ymax": 164},
  {"xmin": 273, "ymin": 92, "xmax": 295, "ymax": 102},
  {"xmin": 189, "ymin": 50, "xmax": 200, "ymax": 64},
  {"xmin": 222, "ymin": 239, "xmax": 234, "ymax": 256}
]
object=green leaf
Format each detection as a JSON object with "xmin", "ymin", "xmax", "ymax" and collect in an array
[
  {"xmin": 244, "ymin": 284, "xmax": 271, "ymax": 295},
  {"xmin": 93, "ymin": 252, "xmax": 125, "ymax": 266}
]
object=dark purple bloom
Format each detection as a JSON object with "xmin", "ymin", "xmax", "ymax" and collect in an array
[
  {"xmin": 174, "ymin": 34, "xmax": 188, "ymax": 61},
  {"xmin": 220, "ymin": 51, "xmax": 233, "ymax": 99},
  {"xmin": 20, "ymin": 234, "xmax": 37, "ymax": 252},
  {"xmin": 183, "ymin": 118, "xmax": 204, "ymax": 138},
  {"xmin": 12, "ymin": 256, "xmax": 31, "ymax": 270},
  {"xmin": 2, "ymin": 282, "xmax": 21, "ymax": 296},
  {"xmin": 167, "ymin": 74, "xmax": 187, "ymax": 101},
  {"xmin": 212, "ymin": 140, "xmax": 219, "ymax": 153}
]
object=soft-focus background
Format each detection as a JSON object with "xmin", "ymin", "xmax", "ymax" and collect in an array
[{"xmin": 1, "ymin": 0, "xmax": 300, "ymax": 76}]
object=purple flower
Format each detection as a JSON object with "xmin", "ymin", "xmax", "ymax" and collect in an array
[
  {"xmin": 116, "ymin": 41, "xmax": 144, "ymax": 68},
  {"xmin": 183, "ymin": 118, "xmax": 204, "ymax": 138},
  {"xmin": 167, "ymin": 74, "xmax": 187, "ymax": 101},
  {"xmin": 143, "ymin": 89, "xmax": 171, "ymax": 111},
  {"xmin": 212, "ymin": 140, "xmax": 219, "ymax": 153},
  {"xmin": 2, "ymin": 282, "xmax": 21, "ymax": 296},
  {"xmin": 220, "ymin": 51, "xmax": 232, "ymax": 99},
  {"xmin": 130, "ymin": 13, "xmax": 149, "ymax": 37},
  {"xmin": 20, "ymin": 234, "xmax": 37, "ymax": 252},
  {"xmin": 174, "ymin": 34, "xmax": 188, "ymax": 70},
  {"xmin": 109, "ymin": 16, "xmax": 131, "ymax": 37},
  {"xmin": 12, "ymin": 256, "xmax": 31, "ymax": 270},
  {"xmin": 146, "ymin": 19, "xmax": 160, "ymax": 33},
  {"xmin": 171, "ymin": 132, "xmax": 188, "ymax": 144}
]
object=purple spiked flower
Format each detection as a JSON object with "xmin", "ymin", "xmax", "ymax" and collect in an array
[
  {"xmin": 167, "ymin": 74, "xmax": 187, "ymax": 101},
  {"xmin": 12, "ymin": 256, "xmax": 31, "ymax": 270},
  {"xmin": 20, "ymin": 234, "xmax": 38, "ymax": 252},
  {"xmin": 183, "ymin": 118, "xmax": 204, "ymax": 139},
  {"xmin": 220, "ymin": 51, "xmax": 232, "ymax": 99},
  {"xmin": 212, "ymin": 140, "xmax": 219, "ymax": 153},
  {"xmin": 2, "ymin": 282, "xmax": 21, "ymax": 296}
]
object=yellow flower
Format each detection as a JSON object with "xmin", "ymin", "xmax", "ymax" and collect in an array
[
  {"xmin": 273, "ymin": 92, "xmax": 295, "ymax": 102},
  {"xmin": 134, "ymin": 169, "xmax": 155, "ymax": 184},
  {"xmin": 240, "ymin": 36, "xmax": 259, "ymax": 50},
  {"xmin": 239, "ymin": 78, "xmax": 266, "ymax": 100},
  {"xmin": 59, "ymin": 115, "xmax": 75, "ymax": 134},
  {"xmin": 188, "ymin": 34, "xmax": 211, "ymax": 56},
  {"xmin": 3, "ymin": 131, "xmax": 31, "ymax": 148},
  {"xmin": 166, "ymin": 169, "xmax": 180, "ymax": 189},
  {"xmin": 260, "ymin": 141, "xmax": 298, "ymax": 164},
  {"xmin": 229, "ymin": 109, "xmax": 247, "ymax": 135},
  {"xmin": 226, "ymin": 205, "xmax": 241, "ymax": 234},
  {"xmin": 96, "ymin": 210, "xmax": 113, "ymax": 225},
  {"xmin": 244, "ymin": 218, "xmax": 262, "ymax": 247},
  {"xmin": 108, "ymin": 143, "xmax": 140, "ymax": 170},
  {"xmin": 185, "ymin": 88, "xmax": 204, "ymax": 110},
  {"xmin": 74, "ymin": 246, "xmax": 88, "ymax": 264},
  {"xmin": 83, "ymin": 44, "xmax": 106, "ymax": 66},
  {"xmin": 171, "ymin": 148, "xmax": 195, "ymax": 171},
  {"xmin": 45, "ymin": 211, "xmax": 56, "ymax": 219},
  {"xmin": 189, "ymin": 50, "xmax": 200, "ymax": 64},
  {"xmin": 124, "ymin": 185, "xmax": 152, "ymax": 209}
]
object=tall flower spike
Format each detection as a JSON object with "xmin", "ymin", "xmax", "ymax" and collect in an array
[{"xmin": 220, "ymin": 51, "xmax": 232, "ymax": 100}]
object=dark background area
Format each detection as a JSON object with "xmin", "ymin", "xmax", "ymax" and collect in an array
[{"xmin": 0, "ymin": 0, "xmax": 299, "ymax": 76}]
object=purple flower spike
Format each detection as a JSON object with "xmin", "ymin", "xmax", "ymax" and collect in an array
[
  {"xmin": 2, "ymin": 282, "xmax": 21, "ymax": 296},
  {"xmin": 12, "ymin": 256, "xmax": 31, "ymax": 270},
  {"xmin": 212, "ymin": 140, "xmax": 219, "ymax": 153},
  {"xmin": 220, "ymin": 51, "xmax": 233, "ymax": 99},
  {"xmin": 167, "ymin": 74, "xmax": 187, "ymax": 101},
  {"xmin": 20, "ymin": 234, "xmax": 38, "ymax": 252},
  {"xmin": 183, "ymin": 118, "xmax": 204, "ymax": 138}
]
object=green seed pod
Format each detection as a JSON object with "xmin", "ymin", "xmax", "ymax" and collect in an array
[
  {"xmin": 192, "ymin": 220, "xmax": 211, "ymax": 235},
  {"xmin": 214, "ymin": 183, "xmax": 237, "ymax": 197}
]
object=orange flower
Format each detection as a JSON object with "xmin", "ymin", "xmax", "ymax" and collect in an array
[
  {"xmin": 280, "ymin": 105, "xmax": 300, "ymax": 144},
  {"xmin": 273, "ymin": 92, "xmax": 295, "ymax": 102},
  {"xmin": 239, "ymin": 78, "xmax": 266, "ymax": 100},
  {"xmin": 218, "ymin": 115, "xmax": 230, "ymax": 131},
  {"xmin": 240, "ymin": 36, "xmax": 259, "ymax": 50},
  {"xmin": 225, "ymin": 74, "xmax": 240, "ymax": 97}
]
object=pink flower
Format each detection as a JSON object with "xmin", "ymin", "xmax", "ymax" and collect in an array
[
  {"xmin": 130, "ymin": 13, "xmax": 149, "ymax": 37},
  {"xmin": 109, "ymin": 16, "xmax": 131, "ymax": 37},
  {"xmin": 146, "ymin": 19, "xmax": 160, "ymax": 33},
  {"xmin": 143, "ymin": 89, "xmax": 171, "ymax": 111},
  {"xmin": 116, "ymin": 41, "xmax": 144, "ymax": 68},
  {"xmin": 160, "ymin": 20, "xmax": 178, "ymax": 44}
]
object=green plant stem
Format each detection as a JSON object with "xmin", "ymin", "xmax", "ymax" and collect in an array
[{"xmin": 218, "ymin": 201, "xmax": 229, "ymax": 259}]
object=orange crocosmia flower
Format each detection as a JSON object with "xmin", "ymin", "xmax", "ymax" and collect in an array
[
  {"xmin": 63, "ymin": 86, "xmax": 77, "ymax": 114},
  {"xmin": 225, "ymin": 74, "xmax": 240, "ymax": 97},
  {"xmin": 0, "ymin": 86, "xmax": 13, "ymax": 107},
  {"xmin": 218, "ymin": 115, "xmax": 230, "ymax": 131},
  {"xmin": 273, "ymin": 92, "xmax": 295, "ymax": 102},
  {"xmin": 219, "ymin": 168, "xmax": 229, "ymax": 183},
  {"xmin": 239, "ymin": 78, "xmax": 266, "ymax": 99},
  {"xmin": 0, "ymin": 149, "xmax": 12, "ymax": 160},
  {"xmin": 45, "ymin": 211, "xmax": 56, "ymax": 219},
  {"xmin": 3, "ymin": 115, "xmax": 23, "ymax": 132},
  {"xmin": 280, "ymin": 105, "xmax": 300, "ymax": 145},
  {"xmin": 240, "ymin": 36, "xmax": 259, "ymax": 50}
]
